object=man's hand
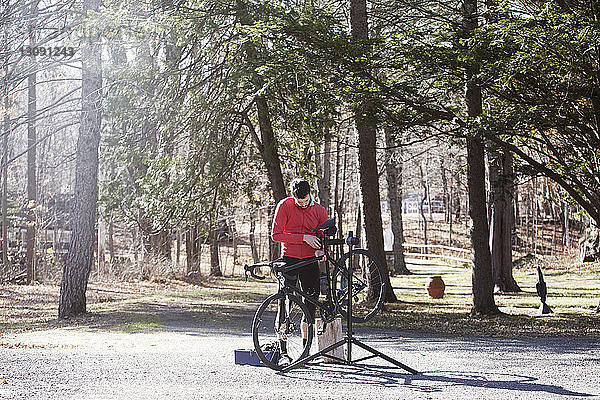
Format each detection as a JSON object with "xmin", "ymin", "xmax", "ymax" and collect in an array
[
  {"xmin": 303, "ymin": 234, "xmax": 321, "ymax": 249},
  {"xmin": 315, "ymin": 249, "xmax": 326, "ymax": 262}
]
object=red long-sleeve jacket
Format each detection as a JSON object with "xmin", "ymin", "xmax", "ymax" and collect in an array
[{"xmin": 271, "ymin": 197, "xmax": 329, "ymax": 259}]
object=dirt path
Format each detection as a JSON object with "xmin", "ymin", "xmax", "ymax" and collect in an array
[{"xmin": 1, "ymin": 281, "xmax": 599, "ymax": 399}]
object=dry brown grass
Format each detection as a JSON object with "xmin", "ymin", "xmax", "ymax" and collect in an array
[{"xmin": 1, "ymin": 258, "xmax": 598, "ymax": 338}]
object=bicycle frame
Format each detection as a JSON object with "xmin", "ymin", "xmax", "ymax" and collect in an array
[{"xmin": 275, "ymin": 236, "xmax": 347, "ymax": 323}]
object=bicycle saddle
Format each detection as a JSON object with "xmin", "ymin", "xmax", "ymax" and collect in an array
[{"xmin": 313, "ymin": 218, "xmax": 337, "ymax": 236}]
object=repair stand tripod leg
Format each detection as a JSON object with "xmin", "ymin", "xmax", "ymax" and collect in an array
[
  {"xmin": 281, "ymin": 337, "xmax": 346, "ymax": 372},
  {"xmin": 281, "ymin": 232, "xmax": 419, "ymax": 375},
  {"xmin": 350, "ymin": 337, "xmax": 418, "ymax": 374},
  {"xmin": 281, "ymin": 334, "xmax": 418, "ymax": 374}
]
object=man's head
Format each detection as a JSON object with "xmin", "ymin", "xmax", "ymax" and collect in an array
[{"xmin": 290, "ymin": 179, "xmax": 311, "ymax": 209}]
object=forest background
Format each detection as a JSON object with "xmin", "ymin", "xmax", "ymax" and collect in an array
[{"xmin": 1, "ymin": 0, "xmax": 600, "ymax": 319}]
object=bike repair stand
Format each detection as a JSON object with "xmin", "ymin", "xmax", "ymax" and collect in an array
[{"xmin": 281, "ymin": 231, "xmax": 419, "ymax": 375}]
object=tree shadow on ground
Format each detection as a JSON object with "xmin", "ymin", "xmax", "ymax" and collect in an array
[
  {"xmin": 6, "ymin": 299, "xmax": 259, "ymax": 335},
  {"xmin": 280, "ymin": 364, "xmax": 594, "ymax": 397},
  {"xmin": 74, "ymin": 300, "xmax": 258, "ymax": 334},
  {"xmin": 370, "ymin": 304, "xmax": 600, "ymax": 338}
]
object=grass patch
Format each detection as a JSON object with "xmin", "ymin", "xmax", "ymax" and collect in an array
[
  {"xmin": 379, "ymin": 263, "xmax": 600, "ymax": 337},
  {"xmin": 0, "ymin": 322, "xmax": 33, "ymax": 331},
  {"xmin": 165, "ymin": 276, "xmax": 277, "ymax": 303},
  {"xmin": 110, "ymin": 315, "xmax": 164, "ymax": 333},
  {"xmin": 2, "ymin": 262, "xmax": 598, "ymax": 338},
  {"xmin": 368, "ymin": 304, "xmax": 600, "ymax": 338}
]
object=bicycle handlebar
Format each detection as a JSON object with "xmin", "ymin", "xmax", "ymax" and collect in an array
[
  {"xmin": 244, "ymin": 231, "xmax": 359, "ymax": 281},
  {"xmin": 244, "ymin": 260, "xmax": 289, "ymax": 281},
  {"xmin": 244, "ymin": 263, "xmax": 266, "ymax": 281}
]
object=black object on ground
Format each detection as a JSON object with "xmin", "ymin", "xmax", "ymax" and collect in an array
[{"xmin": 536, "ymin": 266, "xmax": 553, "ymax": 315}]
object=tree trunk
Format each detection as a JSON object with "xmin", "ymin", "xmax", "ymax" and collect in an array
[
  {"xmin": 175, "ymin": 230, "xmax": 181, "ymax": 267},
  {"xmin": 440, "ymin": 152, "xmax": 450, "ymax": 224},
  {"xmin": 454, "ymin": 171, "xmax": 462, "ymax": 220},
  {"xmin": 26, "ymin": 0, "xmax": 39, "ymax": 284},
  {"xmin": 514, "ymin": 184, "xmax": 520, "ymax": 224},
  {"xmin": 185, "ymin": 229, "xmax": 192, "ymax": 273},
  {"xmin": 185, "ymin": 226, "xmax": 201, "ymax": 274},
  {"xmin": 97, "ymin": 211, "xmax": 105, "ymax": 277},
  {"xmin": 59, "ymin": 0, "xmax": 102, "ymax": 319},
  {"xmin": 563, "ymin": 201, "xmax": 570, "ymax": 248},
  {"xmin": 139, "ymin": 218, "xmax": 172, "ymax": 260},
  {"xmin": 463, "ymin": 0, "xmax": 499, "ymax": 316},
  {"xmin": 356, "ymin": 204, "xmax": 362, "ymax": 247},
  {"xmin": 533, "ymin": 178, "xmax": 538, "ymax": 255},
  {"xmin": 2, "ymin": 72, "xmax": 10, "ymax": 274},
  {"xmin": 152, "ymin": 230, "xmax": 172, "ymax": 260},
  {"xmin": 468, "ymin": 136, "xmax": 498, "ymax": 314},
  {"xmin": 350, "ymin": 0, "xmax": 397, "ymax": 302},
  {"xmin": 132, "ymin": 225, "xmax": 139, "ymax": 264},
  {"xmin": 249, "ymin": 210, "xmax": 259, "ymax": 264},
  {"xmin": 136, "ymin": 43, "xmax": 172, "ymax": 261},
  {"xmin": 334, "ymin": 136, "xmax": 348, "ymax": 239},
  {"xmin": 425, "ymin": 157, "xmax": 433, "ymax": 222},
  {"xmin": 334, "ymin": 139, "xmax": 341, "ymax": 235},
  {"xmin": 317, "ymin": 129, "xmax": 332, "ymax": 214},
  {"xmin": 2, "ymin": 21, "xmax": 13, "ymax": 278},
  {"xmin": 579, "ymin": 223, "xmax": 600, "ymax": 262},
  {"xmin": 236, "ymin": 0, "xmax": 287, "ymax": 206},
  {"xmin": 209, "ymin": 226, "xmax": 222, "ymax": 277},
  {"xmin": 230, "ymin": 218, "xmax": 238, "ymax": 266},
  {"xmin": 449, "ymin": 185, "xmax": 453, "ymax": 246},
  {"xmin": 267, "ymin": 205, "xmax": 279, "ymax": 261},
  {"xmin": 108, "ymin": 215, "xmax": 115, "ymax": 263},
  {"xmin": 243, "ymin": 95, "xmax": 284, "ymax": 260},
  {"xmin": 489, "ymin": 151, "xmax": 521, "ymax": 292},
  {"xmin": 384, "ymin": 128, "xmax": 410, "ymax": 275},
  {"xmin": 255, "ymin": 96, "xmax": 287, "ymax": 203},
  {"xmin": 525, "ymin": 187, "xmax": 531, "ymax": 251},
  {"xmin": 419, "ymin": 163, "xmax": 428, "ymax": 246}
]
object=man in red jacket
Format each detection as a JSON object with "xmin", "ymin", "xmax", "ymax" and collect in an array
[{"xmin": 271, "ymin": 178, "xmax": 328, "ymax": 366}]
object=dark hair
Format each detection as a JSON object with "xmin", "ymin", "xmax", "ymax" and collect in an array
[{"xmin": 290, "ymin": 179, "xmax": 310, "ymax": 199}]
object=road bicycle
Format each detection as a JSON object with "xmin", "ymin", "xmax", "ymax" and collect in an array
[{"xmin": 244, "ymin": 218, "xmax": 386, "ymax": 371}]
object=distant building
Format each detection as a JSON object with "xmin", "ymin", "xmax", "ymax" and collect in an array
[
  {"xmin": 400, "ymin": 193, "xmax": 445, "ymax": 214},
  {"xmin": 381, "ymin": 194, "xmax": 445, "ymax": 216}
]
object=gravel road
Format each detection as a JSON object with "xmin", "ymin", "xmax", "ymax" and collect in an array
[{"xmin": 1, "ymin": 314, "xmax": 598, "ymax": 400}]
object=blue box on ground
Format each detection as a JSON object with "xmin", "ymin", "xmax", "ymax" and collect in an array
[{"xmin": 234, "ymin": 349, "xmax": 280, "ymax": 366}]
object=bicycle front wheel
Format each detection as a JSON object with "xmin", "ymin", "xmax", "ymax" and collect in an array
[
  {"xmin": 252, "ymin": 292, "xmax": 313, "ymax": 371},
  {"xmin": 332, "ymin": 248, "xmax": 386, "ymax": 323}
]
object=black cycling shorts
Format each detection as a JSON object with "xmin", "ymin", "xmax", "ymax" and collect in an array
[{"xmin": 281, "ymin": 256, "xmax": 319, "ymax": 320}]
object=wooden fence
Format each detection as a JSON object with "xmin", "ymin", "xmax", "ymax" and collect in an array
[{"xmin": 386, "ymin": 243, "xmax": 471, "ymax": 267}]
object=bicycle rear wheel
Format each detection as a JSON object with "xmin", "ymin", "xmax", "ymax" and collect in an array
[
  {"xmin": 252, "ymin": 292, "xmax": 313, "ymax": 371},
  {"xmin": 332, "ymin": 248, "xmax": 386, "ymax": 323}
]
